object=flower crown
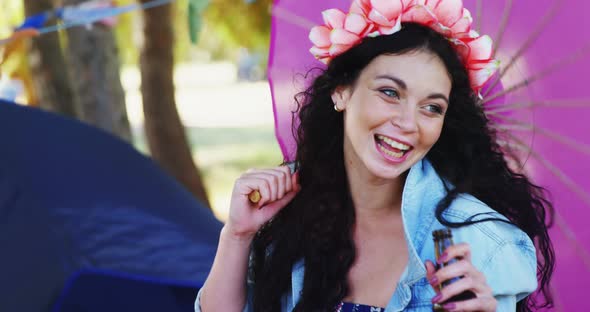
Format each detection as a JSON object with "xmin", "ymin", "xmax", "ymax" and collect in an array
[{"xmin": 309, "ymin": 0, "xmax": 500, "ymax": 94}]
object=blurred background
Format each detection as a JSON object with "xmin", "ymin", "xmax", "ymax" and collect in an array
[
  {"xmin": 0, "ymin": 2, "xmax": 283, "ymax": 309},
  {"xmin": 0, "ymin": 0, "xmax": 281, "ymax": 222}
]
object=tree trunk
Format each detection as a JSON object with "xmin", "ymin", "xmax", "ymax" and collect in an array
[
  {"xmin": 61, "ymin": 0, "xmax": 132, "ymax": 142},
  {"xmin": 138, "ymin": 2, "xmax": 211, "ymax": 208},
  {"xmin": 23, "ymin": 0, "xmax": 78, "ymax": 118}
]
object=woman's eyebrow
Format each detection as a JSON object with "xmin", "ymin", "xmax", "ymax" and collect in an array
[
  {"xmin": 374, "ymin": 74, "xmax": 407, "ymax": 90},
  {"xmin": 427, "ymin": 94, "xmax": 449, "ymax": 105}
]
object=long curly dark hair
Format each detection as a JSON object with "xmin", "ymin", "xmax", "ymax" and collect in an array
[{"xmin": 250, "ymin": 23, "xmax": 554, "ymax": 312}]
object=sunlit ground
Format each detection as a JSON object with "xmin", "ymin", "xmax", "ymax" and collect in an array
[{"xmin": 122, "ymin": 62, "xmax": 284, "ymax": 222}]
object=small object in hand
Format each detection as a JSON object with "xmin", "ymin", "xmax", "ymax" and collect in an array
[
  {"xmin": 249, "ymin": 190, "xmax": 261, "ymax": 203},
  {"xmin": 432, "ymin": 228, "xmax": 477, "ymax": 312},
  {"xmin": 248, "ymin": 162, "xmax": 298, "ymax": 205}
]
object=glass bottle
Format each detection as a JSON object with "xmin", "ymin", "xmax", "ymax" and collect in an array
[{"xmin": 432, "ymin": 229, "xmax": 476, "ymax": 312}]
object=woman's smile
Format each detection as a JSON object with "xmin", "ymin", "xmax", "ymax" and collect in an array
[{"xmin": 374, "ymin": 134, "xmax": 413, "ymax": 163}]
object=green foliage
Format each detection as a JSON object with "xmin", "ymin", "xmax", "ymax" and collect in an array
[
  {"xmin": 111, "ymin": 0, "xmax": 194, "ymax": 65},
  {"xmin": 1, "ymin": 0, "xmax": 272, "ymax": 69},
  {"xmin": 60, "ymin": 0, "xmax": 271, "ymax": 65},
  {"xmin": 202, "ymin": 0, "xmax": 272, "ymax": 58},
  {"xmin": 173, "ymin": 0, "xmax": 197, "ymax": 63},
  {"xmin": 188, "ymin": 0, "xmax": 208, "ymax": 43},
  {"xmin": 113, "ymin": 0, "xmax": 138, "ymax": 65},
  {"xmin": 111, "ymin": 0, "xmax": 218, "ymax": 64},
  {"xmin": 0, "ymin": 0, "xmax": 272, "ymax": 64},
  {"xmin": 0, "ymin": 1, "xmax": 25, "ymax": 37}
]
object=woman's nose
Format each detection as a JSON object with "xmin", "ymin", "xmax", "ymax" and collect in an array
[{"xmin": 391, "ymin": 104, "xmax": 418, "ymax": 133}]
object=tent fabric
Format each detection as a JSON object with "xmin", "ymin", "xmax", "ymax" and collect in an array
[
  {"xmin": 0, "ymin": 102, "xmax": 222, "ymax": 311},
  {"xmin": 52, "ymin": 270, "xmax": 198, "ymax": 312}
]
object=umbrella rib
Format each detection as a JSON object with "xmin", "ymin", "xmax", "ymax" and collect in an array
[
  {"xmin": 549, "ymin": 284, "xmax": 566, "ymax": 312},
  {"xmin": 506, "ymin": 133, "xmax": 590, "ymax": 208},
  {"xmin": 492, "ymin": 124, "xmax": 533, "ymax": 132},
  {"xmin": 506, "ymin": 134, "xmax": 590, "ymax": 294},
  {"xmin": 272, "ymin": 6, "xmax": 316, "ymax": 30},
  {"xmin": 496, "ymin": 139, "xmax": 531, "ymax": 152},
  {"xmin": 495, "ymin": 138, "xmax": 534, "ymax": 171},
  {"xmin": 534, "ymin": 127, "xmax": 590, "ymax": 156},
  {"xmin": 475, "ymin": 0, "xmax": 483, "ymax": 33},
  {"xmin": 485, "ymin": 99, "xmax": 590, "ymax": 113},
  {"xmin": 491, "ymin": 0, "xmax": 513, "ymax": 58},
  {"xmin": 501, "ymin": 133, "xmax": 590, "ymax": 278},
  {"xmin": 489, "ymin": 113, "xmax": 590, "ymax": 156},
  {"xmin": 467, "ymin": 134, "xmax": 590, "ymax": 301},
  {"xmin": 555, "ymin": 213, "xmax": 590, "ymax": 274},
  {"xmin": 482, "ymin": 41, "xmax": 590, "ymax": 105},
  {"xmin": 482, "ymin": 0, "xmax": 562, "ymax": 98}
]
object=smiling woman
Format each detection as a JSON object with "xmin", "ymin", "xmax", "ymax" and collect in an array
[
  {"xmin": 195, "ymin": 1, "xmax": 554, "ymax": 312},
  {"xmin": 333, "ymin": 51, "xmax": 450, "ymax": 178}
]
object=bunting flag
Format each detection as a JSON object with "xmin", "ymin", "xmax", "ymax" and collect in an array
[
  {"xmin": 14, "ymin": 12, "xmax": 50, "ymax": 31},
  {"xmin": 56, "ymin": 0, "xmax": 121, "ymax": 27},
  {"xmin": 0, "ymin": 0, "xmax": 176, "ymax": 46},
  {"xmin": 0, "ymin": 0, "xmax": 184, "ymax": 104}
]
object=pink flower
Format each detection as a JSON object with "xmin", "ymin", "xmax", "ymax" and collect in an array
[
  {"xmin": 309, "ymin": 9, "xmax": 373, "ymax": 64},
  {"xmin": 350, "ymin": 0, "xmax": 371, "ymax": 16},
  {"xmin": 449, "ymin": 8, "xmax": 472, "ymax": 34},
  {"xmin": 459, "ymin": 35, "xmax": 498, "ymax": 91},
  {"xmin": 468, "ymin": 60, "xmax": 500, "ymax": 93},
  {"xmin": 401, "ymin": 0, "xmax": 470, "ymax": 36},
  {"xmin": 464, "ymin": 35, "xmax": 494, "ymax": 62},
  {"xmin": 350, "ymin": 0, "xmax": 404, "ymax": 35},
  {"xmin": 309, "ymin": 0, "xmax": 499, "ymax": 93}
]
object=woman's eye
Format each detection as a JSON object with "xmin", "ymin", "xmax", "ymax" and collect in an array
[
  {"xmin": 425, "ymin": 104, "xmax": 444, "ymax": 115},
  {"xmin": 380, "ymin": 89, "xmax": 400, "ymax": 99}
]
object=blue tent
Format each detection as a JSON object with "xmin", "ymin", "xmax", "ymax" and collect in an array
[{"xmin": 0, "ymin": 102, "xmax": 222, "ymax": 311}]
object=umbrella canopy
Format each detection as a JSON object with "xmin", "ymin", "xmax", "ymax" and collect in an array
[
  {"xmin": 0, "ymin": 102, "xmax": 222, "ymax": 311},
  {"xmin": 268, "ymin": 1, "xmax": 590, "ymax": 311}
]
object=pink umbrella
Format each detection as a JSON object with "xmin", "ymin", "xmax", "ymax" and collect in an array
[{"xmin": 268, "ymin": 0, "xmax": 590, "ymax": 311}]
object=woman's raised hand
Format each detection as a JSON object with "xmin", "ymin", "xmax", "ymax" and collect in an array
[
  {"xmin": 426, "ymin": 243, "xmax": 497, "ymax": 312},
  {"xmin": 225, "ymin": 165, "xmax": 300, "ymax": 240}
]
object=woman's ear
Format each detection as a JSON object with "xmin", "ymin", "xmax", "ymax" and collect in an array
[{"xmin": 331, "ymin": 86, "xmax": 351, "ymax": 111}]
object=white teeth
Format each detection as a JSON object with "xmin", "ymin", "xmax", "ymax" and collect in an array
[
  {"xmin": 376, "ymin": 135, "xmax": 411, "ymax": 151},
  {"xmin": 378, "ymin": 144, "xmax": 404, "ymax": 158}
]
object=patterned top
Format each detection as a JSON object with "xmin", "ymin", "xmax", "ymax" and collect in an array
[{"xmin": 336, "ymin": 302, "xmax": 385, "ymax": 312}]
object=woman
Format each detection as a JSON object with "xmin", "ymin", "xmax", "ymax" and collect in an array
[{"xmin": 196, "ymin": 1, "xmax": 554, "ymax": 311}]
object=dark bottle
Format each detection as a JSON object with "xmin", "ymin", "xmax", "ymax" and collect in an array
[{"xmin": 432, "ymin": 229, "xmax": 477, "ymax": 312}]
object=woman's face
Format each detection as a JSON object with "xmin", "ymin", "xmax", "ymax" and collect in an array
[{"xmin": 333, "ymin": 50, "xmax": 452, "ymax": 180}]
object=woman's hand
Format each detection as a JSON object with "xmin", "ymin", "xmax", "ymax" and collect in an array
[
  {"xmin": 226, "ymin": 165, "xmax": 300, "ymax": 240},
  {"xmin": 425, "ymin": 243, "xmax": 497, "ymax": 312}
]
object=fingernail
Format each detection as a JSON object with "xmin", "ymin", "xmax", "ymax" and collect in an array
[
  {"xmin": 442, "ymin": 303, "xmax": 456, "ymax": 310},
  {"xmin": 438, "ymin": 252, "xmax": 448, "ymax": 263},
  {"xmin": 431, "ymin": 294, "xmax": 442, "ymax": 303},
  {"xmin": 429, "ymin": 276, "xmax": 438, "ymax": 285}
]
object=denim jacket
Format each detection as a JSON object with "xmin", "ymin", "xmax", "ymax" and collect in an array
[{"xmin": 195, "ymin": 159, "xmax": 537, "ymax": 311}]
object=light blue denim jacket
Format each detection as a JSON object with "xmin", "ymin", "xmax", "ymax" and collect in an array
[{"xmin": 195, "ymin": 159, "xmax": 537, "ymax": 311}]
